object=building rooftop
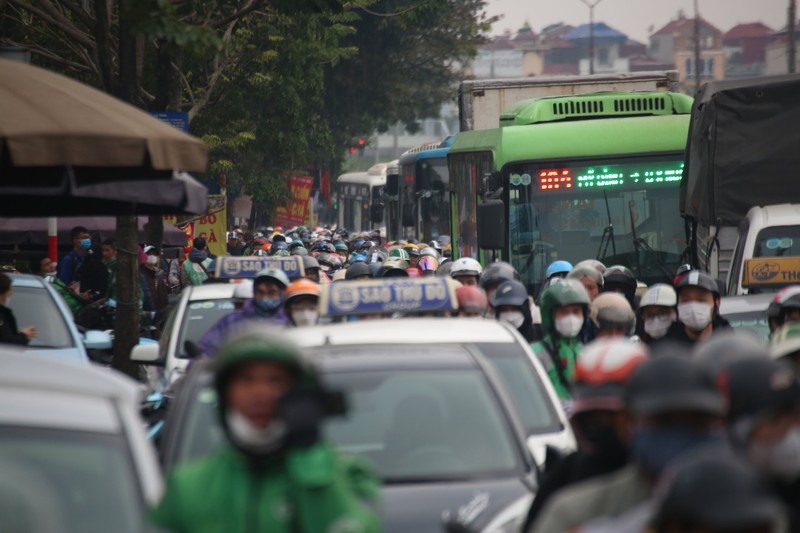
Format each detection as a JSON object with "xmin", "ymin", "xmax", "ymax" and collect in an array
[
  {"xmin": 564, "ymin": 22, "xmax": 627, "ymax": 41},
  {"xmin": 724, "ymin": 22, "xmax": 774, "ymax": 44}
]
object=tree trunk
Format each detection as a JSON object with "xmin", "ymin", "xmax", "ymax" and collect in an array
[
  {"xmin": 113, "ymin": 2, "xmax": 142, "ymax": 379},
  {"xmin": 112, "ymin": 215, "xmax": 141, "ymax": 379}
]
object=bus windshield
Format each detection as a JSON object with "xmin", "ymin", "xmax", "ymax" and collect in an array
[
  {"xmin": 417, "ymin": 158, "xmax": 450, "ymax": 241},
  {"xmin": 506, "ymin": 155, "xmax": 685, "ymax": 294}
]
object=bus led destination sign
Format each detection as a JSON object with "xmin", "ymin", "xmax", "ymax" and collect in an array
[{"xmin": 530, "ymin": 160, "xmax": 685, "ymax": 193}]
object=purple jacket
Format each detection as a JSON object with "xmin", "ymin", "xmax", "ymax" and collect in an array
[{"xmin": 198, "ymin": 300, "xmax": 289, "ymax": 357}]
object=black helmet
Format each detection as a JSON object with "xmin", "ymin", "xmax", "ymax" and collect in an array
[
  {"xmin": 480, "ymin": 261, "xmax": 519, "ymax": 291},
  {"xmin": 490, "ymin": 280, "xmax": 529, "ymax": 309},
  {"xmin": 345, "ymin": 262, "xmax": 372, "ymax": 280},
  {"xmin": 692, "ymin": 330, "xmax": 769, "ymax": 378},
  {"xmin": 625, "ymin": 355, "xmax": 725, "ymax": 416},
  {"xmin": 653, "ymin": 452, "xmax": 785, "ymax": 531},
  {"xmin": 602, "ymin": 265, "xmax": 637, "ymax": 306},
  {"xmin": 766, "ymin": 285, "xmax": 800, "ymax": 321},
  {"xmin": 270, "ymin": 240, "xmax": 289, "ymax": 255},
  {"xmin": 675, "ymin": 270, "xmax": 719, "ymax": 297}
]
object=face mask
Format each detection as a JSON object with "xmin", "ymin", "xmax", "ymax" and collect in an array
[
  {"xmin": 255, "ymin": 297, "xmax": 282, "ymax": 313},
  {"xmin": 678, "ymin": 302, "xmax": 713, "ymax": 332},
  {"xmin": 632, "ymin": 426, "xmax": 721, "ymax": 475},
  {"xmin": 292, "ymin": 309, "xmax": 319, "ymax": 327},
  {"xmin": 79, "ymin": 238, "xmax": 92, "ymax": 250},
  {"xmin": 555, "ymin": 314, "xmax": 583, "ymax": 338},
  {"xmin": 748, "ymin": 427, "xmax": 800, "ymax": 482},
  {"xmin": 499, "ymin": 310, "xmax": 525, "ymax": 329},
  {"xmin": 226, "ymin": 410, "xmax": 287, "ymax": 455},
  {"xmin": 146, "ymin": 255, "xmax": 159, "ymax": 266},
  {"xmin": 644, "ymin": 315, "xmax": 674, "ymax": 339}
]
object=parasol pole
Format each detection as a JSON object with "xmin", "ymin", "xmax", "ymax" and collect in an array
[{"xmin": 48, "ymin": 217, "xmax": 58, "ymax": 262}]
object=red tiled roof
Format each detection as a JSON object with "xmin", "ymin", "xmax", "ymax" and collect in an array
[
  {"xmin": 724, "ymin": 22, "xmax": 773, "ymax": 42},
  {"xmin": 653, "ymin": 16, "xmax": 720, "ymax": 36}
]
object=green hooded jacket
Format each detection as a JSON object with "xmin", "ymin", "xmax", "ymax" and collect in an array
[
  {"xmin": 150, "ymin": 330, "xmax": 381, "ymax": 533},
  {"xmin": 532, "ymin": 333, "xmax": 582, "ymax": 400}
]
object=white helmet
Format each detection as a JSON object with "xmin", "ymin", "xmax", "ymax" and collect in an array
[
  {"xmin": 450, "ymin": 257, "xmax": 483, "ymax": 279},
  {"xmin": 639, "ymin": 283, "xmax": 677, "ymax": 308},
  {"xmin": 233, "ymin": 280, "xmax": 254, "ymax": 302}
]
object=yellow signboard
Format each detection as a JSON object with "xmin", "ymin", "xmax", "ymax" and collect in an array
[{"xmin": 742, "ymin": 257, "xmax": 800, "ymax": 287}]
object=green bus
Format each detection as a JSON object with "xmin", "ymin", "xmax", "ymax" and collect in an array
[{"xmin": 448, "ymin": 91, "xmax": 694, "ymax": 295}]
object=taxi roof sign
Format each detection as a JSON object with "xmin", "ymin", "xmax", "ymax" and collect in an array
[
  {"xmin": 215, "ymin": 256, "xmax": 305, "ymax": 280},
  {"xmin": 319, "ymin": 277, "xmax": 459, "ymax": 317},
  {"xmin": 742, "ymin": 257, "xmax": 800, "ymax": 288}
]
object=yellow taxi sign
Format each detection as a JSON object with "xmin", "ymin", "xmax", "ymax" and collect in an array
[{"xmin": 742, "ymin": 257, "xmax": 800, "ymax": 287}]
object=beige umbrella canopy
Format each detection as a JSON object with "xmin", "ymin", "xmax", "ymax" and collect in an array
[{"xmin": 0, "ymin": 58, "xmax": 209, "ymax": 214}]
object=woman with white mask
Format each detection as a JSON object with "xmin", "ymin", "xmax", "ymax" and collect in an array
[
  {"xmin": 532, "ymin": 278, "xmax": 591, "ymax": 404},
  {"xmin": 637, "ymin": 283, "xmax": 677, "ymax": 344}
]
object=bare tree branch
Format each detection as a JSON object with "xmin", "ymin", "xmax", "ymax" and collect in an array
[
  {"xmin": 211, "ymin": 0, "xmax": 265, "ymax": 29},
  {"xmin": 188, "ymin": 20, "xmax": 237, "ymax": 119},
  {"xmin": 8, "ymin": 0, "xmax": 96, "ymax": 49}
]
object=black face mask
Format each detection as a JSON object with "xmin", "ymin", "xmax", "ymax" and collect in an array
[{"xmin": 578, "ymin": 422, "xmax": 629, "ymax": 467}]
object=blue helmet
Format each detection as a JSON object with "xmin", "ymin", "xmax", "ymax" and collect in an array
[{"xmin": 546, "ymin": 260, "xmax": 573, "ymax": 279}]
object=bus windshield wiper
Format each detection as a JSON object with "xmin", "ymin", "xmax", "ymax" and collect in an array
[{"xmin": 597, "ymin": 190, "xmax": 616, "ymax": 260}]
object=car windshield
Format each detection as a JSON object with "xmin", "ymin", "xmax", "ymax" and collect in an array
[
  {"xmin": 475, "ymin": 342, "xmax": 560, "ymax": 434},
  {"xmin": 0, "ymin": 427, "xmax": 144, "ymax": 533},
  {"xmin": 177, "ymin": 298, "xmax": 235, "ymax": 354},
  {"xmin": 8, "ymin": 285, "xmax": 74, "ymax": 348},
  {"xmin": 176, "ymin": 368, "xmax": 522, "ymax": 482}
]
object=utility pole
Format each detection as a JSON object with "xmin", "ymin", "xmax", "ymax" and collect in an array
[
  {"xmin": 580, "ymin": 0, "xmax": 603, "ymax": 75},
  {"xmin": 694, "ymin": 0, "xmax": 702, "ymax": 94},
  {"xmin": 790, "ymin": 0, "xmax": 797, "ymax": 73}
]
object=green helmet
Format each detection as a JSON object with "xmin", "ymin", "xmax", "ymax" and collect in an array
[
  {"xmin": 389, "ymin": 247, "xmax": 410, "ymax": 261},
  {"xmin": 769, "ymin": 322, "xmax": 800, "ymax": 361},
  {"xmin": 539, "ymin": 278, "xmax": 591, "ymax": 332}
]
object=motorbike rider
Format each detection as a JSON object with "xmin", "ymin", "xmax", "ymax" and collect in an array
[
  {"xmin": 455, "ymin": 286, "xmax": 488, "ymax": 318},
  {"xmin": 766, "ymin": 285, "xmax": 800, "ymax": 335},
  {"xmin": 658, "ymin": 271, "xmax": 730, "ymax": 347},
  {"xmin": 637, "ymin": 283, "xmax": 677, "ymax": 344},
  {"xmin": 566, "ymin": 264, "xmax": 603, "ymax": 302},
  {"xmin": 450, "ymin": 258, "xmax": 483, "ymax": 287},
  {"xmin": 589, "ymin": 292, "xmax": 637, "ymax": 339},
  {"xmin": 491, "ymin": 280, "xmax": 538, "ymax": 343},
  {"xmin": 199, "ymin": 269, "xmax": 290, "ymax": 356},
  {"xmin": 151, "ymin": 330, "xmax": 380, "ymax": 532},
  {"xmin": 284, "ymin": 279, "xmax": 321, "ymax": 327},
  {"xmin": 601, "ymin": 265, "xmax": 638, "ymax": 308},
  {"xmin": 532, "ymin": 278, "xmax": 591, "ymax": 402}
]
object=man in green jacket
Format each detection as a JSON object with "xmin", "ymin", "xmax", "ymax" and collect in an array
[
  {"xmin": 531, "ymin": 278, "xmax": 591, "ymax": 405},
  {"xmin": 150, "ymin": 330, "xmax": 381, "ymax": 533}
]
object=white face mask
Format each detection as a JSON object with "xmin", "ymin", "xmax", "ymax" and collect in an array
[
  {"xmin": 146, "ymin": 255, "xmax": 159, "ymax": 266},
  {"xmin": 678, "ymin": 302, "xmax": 713, "ymax": 332},
  {"xmin": 225, "ymin": 410, "xmax": 287, "ymax": 455},
  {"xmin": 749, "ymin": 427, "xmax": 800, "ymax": 482},
  {"xmin": 555, "ymin": 314, "xmax": 583, "ymax": 338},
  {"xmin": 499, "ymin": 310, "xmax": 525, "ymax": 329},
  {"xmin": 292, "ymin": 309, "xmax": 319, "ymax": 327},
  {"xmin": 644, "ymin": 315, "xmax": 675, "ymax": 339}
]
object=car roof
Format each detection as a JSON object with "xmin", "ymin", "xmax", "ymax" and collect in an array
[
  {"xmin": 0, "ymin": 348, "xmax": 141, "ymax": 406},
  {"xmin": 286, "ymin": 317, "xmax": 520, "ymax": 348},
  {"xmin": 10, "ymin": 273, "xmax": 46, "ymax": 288},
  {"xmin": 187, "ymin": 282, "xmax": 237, "ymax": 300},
  {"xmin": 719, "ymin": 292, "xmax": 773, "ymax": 315}
]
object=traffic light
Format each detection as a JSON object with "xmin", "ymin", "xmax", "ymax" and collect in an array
[{"xmin": 357, "ymin": 138, "xmax": 366, "ymax": 155}]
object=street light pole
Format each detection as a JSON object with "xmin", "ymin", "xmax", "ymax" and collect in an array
[{"xmin": 580, "ymin": 0, "xmax": 604, "ymax": 75}]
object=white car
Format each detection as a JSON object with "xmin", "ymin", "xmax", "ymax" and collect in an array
[
  {"xmin": 135, "ymin": 283, "xmax": 240, "ymax": 390},
  {"xmin": 285, "ymin": 317, "xmax": 577, "ymax": 465},
  {"xmin": 0, "ymin": 348, "xmax": 162, "ymax": 532}
]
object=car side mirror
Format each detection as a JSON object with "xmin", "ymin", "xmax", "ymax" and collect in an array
[
  {"xmin": 130, "ymin": 343, "xmax": 163, "ymax": 366},
  {"xmin": 83, "ymin": 329, "xmax": 112, "ymax": 351},
  {"xmin": 184, "ymin": 340, "xmax": 202, "ymax": 359},
  {"xmin": 477, "ymin": 199, "xmax": 505, "ymax": 249}
]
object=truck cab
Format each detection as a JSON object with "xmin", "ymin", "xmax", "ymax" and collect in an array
[{"xmin": 727, "ymin": 204, "xmax": 800, "ymax": 295}]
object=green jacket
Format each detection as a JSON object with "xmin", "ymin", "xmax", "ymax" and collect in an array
[
  {"xmin": 532, "ymin": 333, "xmax": 582, "ymax": 400},
  {"xmin": 151, "ymin": 443, "xmax": 381, "ymax": 533}
]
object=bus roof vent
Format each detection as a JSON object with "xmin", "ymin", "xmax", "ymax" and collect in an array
[{"xmin": 501, "ymin": 92, "xmax": 686, "ymax": 126}]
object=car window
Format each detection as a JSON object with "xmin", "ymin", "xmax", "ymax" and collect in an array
[
  {"xmin": 175, "ymin": 370, "xmax": 523, "ymax": 482},
  {"xmin": 177, "ymin": 299, "xmax": 235, "ymax": 356},
  {"xmin": 324, "ymin": 369, "xmax": 521, "ymax": 482},
  {"xmin": 8, "ymin": 286, "xmax": 74, "ymax": 348},
  {"xmin": 0, "ymin": 427, "xmax": 144, "ymax": 533},
  {"xmin": 475, "ymin": 342, "xmax": 561, "ymax": 434}
]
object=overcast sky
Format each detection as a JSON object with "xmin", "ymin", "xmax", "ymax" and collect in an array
[{"xmin": 484, "ymin": 0, "xmax": 788, "ymax": 43}]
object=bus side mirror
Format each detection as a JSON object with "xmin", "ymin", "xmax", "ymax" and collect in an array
[
  {"xmin": 370, "ymin": 203, "xmax": 383, "ymax": 223},
  {"xmin": 477, "ymin": 200, "xmax": 505, "ymax": 249},
  {"xmin": 387, "ymin": 175, "xmax": 399, "ymax": 196}
]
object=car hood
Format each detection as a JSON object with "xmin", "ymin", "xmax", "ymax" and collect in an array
[{"xmin": 380, "ymin": 476, "xmax": 532, "ymax": 533}]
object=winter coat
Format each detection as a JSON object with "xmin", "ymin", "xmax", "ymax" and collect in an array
[
  {"xmin": 150, "ymin": 444, "xmax": 380, "ymax": 533},
  {"xmin": 181, "ymin": 248, "xmax": 213, "ymax": 287}
]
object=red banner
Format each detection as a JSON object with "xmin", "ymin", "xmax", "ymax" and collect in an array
[{"xmin": 275, "ymin": 175, "xmax": 313, "ymax": 227}]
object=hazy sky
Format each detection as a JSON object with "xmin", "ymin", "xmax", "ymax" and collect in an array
[{"xmin": 484, "ymin": 0, "xmax": 788, "ymax": 43}]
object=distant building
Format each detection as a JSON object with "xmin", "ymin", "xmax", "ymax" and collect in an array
[
  {"xmin": 724, "ymin": 22, "xmax": 773, "ymax": 78},
  {"xmin": 650, "ymin": 11, "xmax": 725, "ymax": 91},
  {"xmin": 539, "ymin": 23, "xmax": 579, "ymax": 75},
  {"xmin": 564, "ymin": 22, "xmax": 630, "ymax": 74},
  {"xmin": 765, "ymin": 24, "xmax": 800, "ymax": 75},
  {"xmin": 471, "ymin": 33, "xmax": 523, "ymax": 78}
]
